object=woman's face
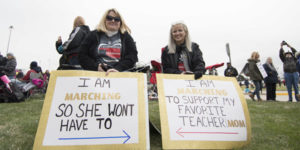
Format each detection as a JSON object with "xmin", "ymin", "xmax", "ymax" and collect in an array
[
  {"xmin": 255, "ymin": 54, "xmax": 260, "ymax": 59},
  {"xmin": 267, "ymin": 58, "xmax": 272, "ymax": 64},
  {"xmin": 105, "ymin": 11, "xmax": 121, "ymax": 32},
  {"xmin": 171, "ymin": 24, "xmax": 186, "ymax": 45},
  {"xmin": 7, "ymin": 55, "xmax": 12, "ymax": 59}
]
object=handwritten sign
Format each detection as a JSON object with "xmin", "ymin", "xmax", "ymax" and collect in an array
[
  {"xmin": 157, "ymin": 74, "xmax": 251, "ymax": 149},
  {"xmin": 257, "ymin": 62, "xmax": 268, "ymax": 78},
  {"xmin": 33, "ymin": 71, "xmax": 149, "ymax": 150}
]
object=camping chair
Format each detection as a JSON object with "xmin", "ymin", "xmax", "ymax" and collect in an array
[{"xmin": 23, "ymin": 72, "xmax": 47, "ymax": 97}]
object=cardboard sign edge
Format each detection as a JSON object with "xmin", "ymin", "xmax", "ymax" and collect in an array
[
  {"xmin": 157, "ymin": 74, "xmax": 251, "ymax": 149},
  {"xmin": 33, "ymin": 70, "xmax": 149, "ymax": 150}
]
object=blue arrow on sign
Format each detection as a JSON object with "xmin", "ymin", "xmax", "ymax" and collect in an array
[{"xmin": 58, "ymin": 130, "xmax": 131, "ymax": 144}]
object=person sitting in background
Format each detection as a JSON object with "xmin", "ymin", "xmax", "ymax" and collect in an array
[
  {"xmin": 263, "ymin": 57, "xmax": 278, "ymax": 101},
  {"xmin": 45, "ymin": 70, "xmax": 50, "ymax": 80},
  {"xmin": 248, "ymin": 52, "xmax": 263, "ymax": 101},
  {"xmin": 279, "ymin": 41, "xmax": 300, "ymax": 102},
  {"xmin": 79, "ymin": 8, "xmax": 138, "ymax": 73},
  {"xmin": 161, "ymin": 22, "xmax": 205, "ymax": 79},
  {"xmin": 0, "ymin": 53, "xmax": 17, "ymax": 79},
  {"xmin": 21, "ymin": 61, "xmax": 42, "ymax": 83},
  {"xmin": 10, "ymin": 61, "xmax": 43, "ymax": 94},
  {"xmin": 224, "ymin": 62, "xmax": 238, "ymax": 77},
  {"xmin": 16, "ymin": 70, "xmax": 24, "ymax": 79},
  {"xmin": 208, "ymin": 67, "xmax": 218, "ymax": 76},
  {"xmin": 0, "ymin": 53, "xmax": 7, "ymax": 66},
  {"xmin": 56, "ymin": 16, "xmax": 90, "ymax": 70}
]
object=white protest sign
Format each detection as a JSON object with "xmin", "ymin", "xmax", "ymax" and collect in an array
[
  {"xmin": 33, "ymin": 71, "xmax": 149, "ymax": 150},
  {"xmin": 257, "ymin": 62, "xmax": 268, "ymax": 78},
  {"xmin": 157, "ymin": 74, "xmax": 251, "ymax": 149}
]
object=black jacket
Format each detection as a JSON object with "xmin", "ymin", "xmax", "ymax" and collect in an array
[
  {"xmin": 56, "ymin": 25, "xmax": 90, "ymax": 56},
  {"xmin": 248, "ymin": 59, "xmax": 263, "ymax": 81},
  {"xmin": 263, "ymin": 63, "xmax": 278, "ymax": 84},
  {"xmin": 0, "ymin": 58, "xmax": 16, "ymax": 76},
  {"xmin": 161, "ymin": 43, "xmax": 205, "ymax": 74},
  {"xmin": 224, "ymin": 67, "xmax": 238, "ymax": 77},
  {"xmin": 0, "ymin": 55, "xmax": 7, "ymax": 66},
  {"xmin": 279, "ymin": 47, "xmax": 297, "ymax": 73},
  {"xmin": 79, "ymin": 30, "xmax": 138, "ymax": 71}
]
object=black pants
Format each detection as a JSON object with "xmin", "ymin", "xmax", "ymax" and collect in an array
[{"xmin": 266, "ymin": 83, "xmax": 276, "ymax": 100}]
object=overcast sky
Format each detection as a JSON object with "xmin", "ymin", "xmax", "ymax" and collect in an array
[{"xmin": 0, "ymin": 0, "xmax": 300, "ymax": 77}]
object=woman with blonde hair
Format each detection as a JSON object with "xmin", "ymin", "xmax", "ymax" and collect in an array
[
  {"xmin": 161, "ymin": 22, "xmax": 205, "ymax": 79},
  {"xmin": 56, "ymin": 16, "xmax": 90, "ymax": 69},
  {"xmin": 79, "ymin": 8, "xmax": 138, "ymax": 73},
  {"xmin": 248, "ymin": 51, "xmax": 263, "ymax": 101}
]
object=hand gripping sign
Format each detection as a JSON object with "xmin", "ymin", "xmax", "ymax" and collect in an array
[
  {"xmin": 157, "ymin": 74, "xmax": 251, "ymax": 149},
  {"xmin": 33, "ymin": 70, "xmax": 149, "ymax": 150}
]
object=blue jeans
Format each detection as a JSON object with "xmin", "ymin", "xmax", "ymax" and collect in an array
[
  {"xmin": 252, "ymin": 80, "xmax": 262, "ymax": 99},
  {"xmin": 284, "ymin": 72, "xmax": 299, "ymax": 101}
]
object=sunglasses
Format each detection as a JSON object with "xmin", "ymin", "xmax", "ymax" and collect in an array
[{"xmin": 106, "ymin": 16, "xmax": 121, "ymax": 22}]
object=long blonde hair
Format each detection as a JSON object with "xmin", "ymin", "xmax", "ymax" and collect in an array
[
  {"xmin": 251, "ymin": 51, "xmax": 260, "ymax": 60},
  {"xmin": 96, "ymin": 8, "xmax": 131, "ymax": 34},
  {"xmin": 168, "ymin": 22, "xmax": 192, "ymax": 54},
  {"xmin": 73, "ymin": 16, "xmax": 85, "ymax": 29}
]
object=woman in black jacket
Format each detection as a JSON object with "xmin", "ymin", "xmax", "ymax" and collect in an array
[
  {"xmin": 79, "ymin": 8, "xmax": 138, "ymax": 73},
  {"xmin": 263, "ymin": 57, "xmax": 278, "ymax": 101},
  {"xmin": 56, "ymin": 16, "xmax": 90, "ymax": 69},
  {"xmin": 161, "ymin": 22, "xmax": 205, "ymax": 79},
  {"xmin": 0, "ymin": 53, "xmax": 17, "ymax": 79}
]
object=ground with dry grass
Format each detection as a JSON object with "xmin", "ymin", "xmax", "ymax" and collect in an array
[{"xmin": 0, "ymin": 95, "xmax": 44, "ymax": 150}]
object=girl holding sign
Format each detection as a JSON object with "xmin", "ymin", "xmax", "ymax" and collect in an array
[
  {"xmin": 79, "ymin": 8, "xmax": 138, "ymax": 73},
  {"xmin": 161, "ymin": 22, "xmax": 205, "ymax": 79}
]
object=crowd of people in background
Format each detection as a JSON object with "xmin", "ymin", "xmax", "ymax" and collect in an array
[
  {"xmin": 52, "ymin": 8, "xmax": 300, "ymax": 102},
  {"xmin": 0, "ymin": 52, "xmax": 50, "ymax": 102},
  {"xmin": 1, "ymin": 8, "xmax": 299, "ymax": 103}
]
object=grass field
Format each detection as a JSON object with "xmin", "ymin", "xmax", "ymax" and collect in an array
[
  {"xmin": 241, "ymin": 85, "xmax": 287, "ymax": 92},
  {"xmin": 0, "ymin": 94, "xmax": 300, "ymax": 150}
]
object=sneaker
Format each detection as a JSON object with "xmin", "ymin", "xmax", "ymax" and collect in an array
[
  {"xmin": 296, "ymin": 94, "xmax": 300, "ymax": 101},
  {"xmin": 258, "ymin": 98, "xmax": 262, "ymax": 102}
]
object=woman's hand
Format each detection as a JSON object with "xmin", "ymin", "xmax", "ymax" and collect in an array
[
  {"xmin": 106, "ymin": 68, "xmax": 119, "ymax": 76},
  {"xmin": 98, "ymin": 64, "xmax": 105, "ymax": 72},
  {"xmin": 57, "ymin": 36, "xmax": 62, "ymax": 43}
]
